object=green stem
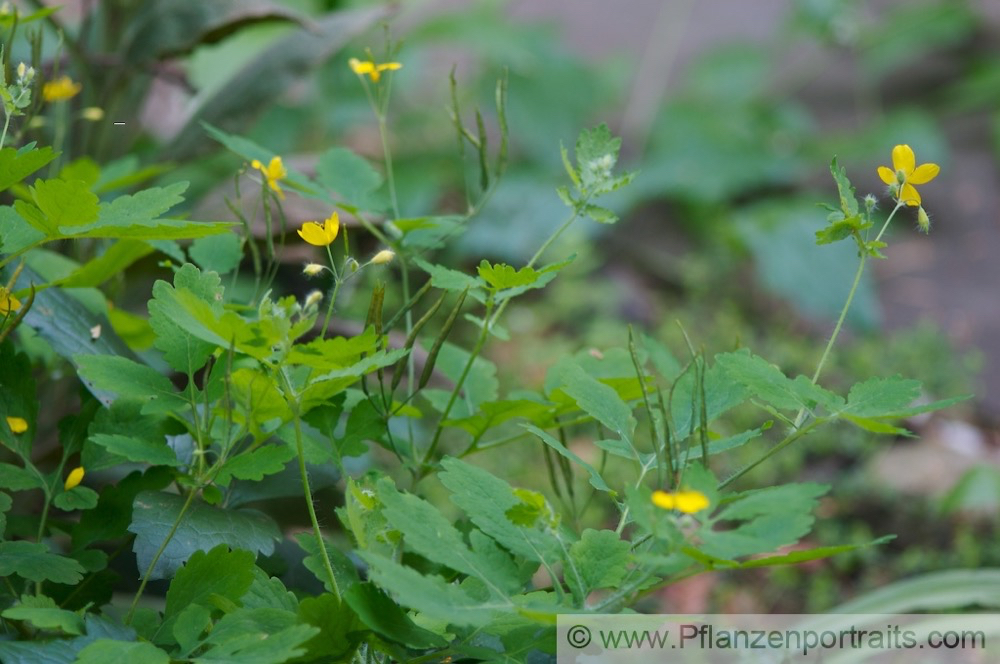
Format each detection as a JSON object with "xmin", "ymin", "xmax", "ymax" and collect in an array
[
  {"xmin": 792, "ymin": 201, "xmax": 904, "ymax": 429},
  {"xmin": 377, "ymin": 114, "xmax": 400, "ymax": 220},
  {"xmin": 126, "ymin": 488, "xmax": 198, "ymax": 624},
  {"xmin": 420, "ymin": 299, "xmax": 494, "ymax": 473},
  {"xmin": 720, "ymin": 420, "xmax": 821, "ymax": 489},
  {"xmin": 0, "ymin": 111, "xmax": 11, "ymax": 151},
  {"xmin": 292, "ymin": 404, "xmax": 341, "ymax": 601}
]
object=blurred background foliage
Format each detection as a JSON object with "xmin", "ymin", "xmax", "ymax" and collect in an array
[{"xmin": 5, "ymin": 0, "xmax": 1000, "ymax": 612}]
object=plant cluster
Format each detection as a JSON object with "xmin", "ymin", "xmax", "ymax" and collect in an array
[{"xmin": 0, "ymin": 8, "xmax": 973, "ymax": 664}]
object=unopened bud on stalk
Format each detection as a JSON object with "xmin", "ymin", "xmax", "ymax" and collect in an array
[
  {"xmin": 864, "ymin": 194, "xmax": 877, "ymax": 212},
  {"xmin": 371, "ymin": 249, "xmax": 395, "ymax": 265},
  {"xmin": 917, "ymin": 206, "xmax": 931, "ymax": 234},
  {"xmin": 304, "ymin": 290, "xmax": 323, "ymax": 309},
  {"xmin": 303, "ymin": 263, "xmax": 325, "ymax": 276}
]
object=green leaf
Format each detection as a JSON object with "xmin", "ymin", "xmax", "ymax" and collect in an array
[
  {"xmin": 477, "ymin": 261, "xmax": 540, "ymax": 291},
  {"xmin": 344, "ymin": 583, "xmax": 448, "ymax": 650},
  {"xmin": 359, "ymin": 551, "xmax": 501, "ymax": 627},
  {"xmin": 378, "ymin": 479, "xmax": 521, "ymax": 595},
  {"xmin": 669, "ymin": 357, "xmax": 748, "ymax": 440},
  {"xmin": 734, "ymin": 536, "xmax": 894, "ymax": 569},
  {"xmin": 75, "ymin": 639, "xmax": 172, "ymax": 664},
  {"xmin": 444, "ymin": 399, "xmax": 552, "ymax": 438},
  {"xmin": 840, "ymin": 375, "xmax": 921, "ymax": 418},
  {"xmin": 74, "ymin": 355, "xmax": 185, "ymax": 412},
  {"xmin": 413, "ymin": 257, "xmax": 484, "ymax": 294},
  {"xmin": 89, "ymin": 433, "xmax": 181, "ymax": 467},
  {"xmin": 316, "ymin": 147, "xmax": 385, "ymax": 211},
  {"xmin": 439, "ymin": 457, "xmax": 560, "ymax": 563},
  {"xmin": 160, "ymin": 544, "xmax": 256, "ymax": 639},
  {"xmin": 842, "ymin": 414, "xmax": 910, "ymax": 435},
  {"xmin": 0, "ymin": 462, "xmax": 43, "ymax": 491},
  {"xmin": 242, "ymin": 568, "xmax": 299, "ymax": 613},
  {"xmin": 55, "ymin": 240, "xmax": 155, "ymax": 288},
  {"xmin": 421, "ymin": 341, "xmax": 499, "ymax": 417},
  {"xmin": 148, "ymin": 263, "xmax": 224, "ymax": 374},
  {"xmin": 558, "ymin": 363, "xmax": 636, "ymax": 442},
  {"xmin": 199, "ymin": 608, "xmax": 318, "ymax": 664},
  {"xmin": 815, "ymin": 214, "xmax": 865, "ymax": 245},
  {"xmin": 128, "ymin": 491, "xmax": 280, "ymax": 579},
  {"xmin": 524, "ymin": 424, "xmax": 613, "ymax": 493},
  {"xmin": 31, "ymin": 178, "xmax": 101, "ymax": 231},
  {"xmin": 0, "ymin": 145, "xmax": 57, "ymax": 193},
  {"xmin": 582, "ymin": 204, "xmax": 618, "ymax": 224},
  {"xmin": 699, "ymin": 483, "xmax": 829, "ymax": 560},
  {"xmin": 213, "ymin": 444, "xmax": 295, "ymax": 487},
  {"xmin": 565, "ymin": 529, "xmax": 630, "ymax": 600},
  {"xmin": 73, "ymin": 467, "xmax": 174, "ymax": 549},
  {"xmin": 189, "ymin": 231, "xmax": 243, "ymax": 275},
  {"xmin": 830, "ymin": 157, "xmax": 859, "ymax": 218},
  {"xmin": 715, "ymin": 349, "xmax": 843, "ymax": 413},
  {"xmin": 297, "ymin": 593, "xmax": 361, "ymax": 661},
  {"xmin": 295, "ymin": 533, "xmax": 361, "ymax": 595},
  {"xmin": 0, "ymin": 205, "xmax": 45, "ymax": 253},
  {"xmin": 285, "ymin": 327, "xmax": 379, "ymax": 370},
  {"xmin": 2, "ymin": 596, "xmax": 85, "ymax": 635},
  {"xmin": 0, "ymin": 540, "xmax": 86, "ymax": 584},
  {"xmin": 69, "ymin": 183, "xmax": 183, "ymax": 233},
  {"xmin": 53, "ymin": 486, "xmax": 100, "ymax": 511}
]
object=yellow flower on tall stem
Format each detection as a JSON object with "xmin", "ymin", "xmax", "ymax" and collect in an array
[
  {"xmin": 297, "ymin": 212, "xmax": 340, "ymax": 247},
  {"xmin": 348, "ymin": 57, "xmax": 402, "ymax": 82},
  {"xmin": 877, "ymin": 144, "xmax": 940, "ymax": 207},
  {"xmin": 42, "ymin": 75, "xmax": 81, "ymax": 102},
  {"xmin": 251, "ymin": 156, "xmax": 287, "ymax": 200},
  {"xmin": 651, "ymin": 489, "xmax": 710, "ymax": 514}
]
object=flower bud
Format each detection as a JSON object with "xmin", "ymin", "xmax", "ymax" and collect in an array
[
  {"xmin": 371, "ymin": 249, "xmax": 395, "ymax": 265},
  {"xmin": 303, "ymin": 263, "xmax": 325, "ymax": 276},
  {"xmin": 346, "ymin": 258, "xmax": 360, "ymax": 273},
  {"xmin": 895, "ymin": 169, "xmax": 906, "ymax": 185},
  {"xmin": 917, "ymin": 206, "xmax": 931, "ymax": 234},
  {"xmin": 64, "ymin": 466, "xmax": 85, "ymax": 491},
  {"xmin": 864, "ymin": 194, "xmax": 878, "ymax": 212},
  {"xmin": 81, "ymin": 107, "xmax": 104, "ymax": 121},
  {"xmin": 16, "ymin": 62, "xmax": 26, "ymax": 79},
  {"xmin": 304, "ymin": 290, "xmax": 323, "ymax": 309}
]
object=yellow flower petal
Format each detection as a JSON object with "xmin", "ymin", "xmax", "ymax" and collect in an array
[
  {"xmin": 6, "ymin": 416, "xmax": 28, "ymax": 434},
  {"xmin": 892, "ymin": 144, "xmax": 915, "ymax": 175},
  {"xmin": 251, "ymin": 156, "xmax": 286, "ymax": 200},
  {"xmin": 909, "ymin": 162, "xmax": 940, "ymax": 185},
  {"xmin": 297, "ymin": 213, "xmax": 340, "ymax": 247},
  {"xmin": 651, "ymin": 489, "xmax": 710, "ymax": 514},
  {"xmin": 64, "ymin": 466, "xmax": 85, "ymax": 491},
  {"xmin": 899, "ymin": 182, "xmax": 921, "ymax": 206},
  {"xmin": 349, "ymin": 58, "xmax": 375, "ymax": 75},
  {"xmin": 877, "ymin": 166, "xmax": 897, "ymax": 186},
  {"xmin": 376, "ymin": 62, "xmax": 402, "ymax": 72}
]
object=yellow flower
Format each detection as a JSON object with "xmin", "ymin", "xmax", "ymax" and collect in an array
[
  {"xmin": 250, "ymin": 156, "xmax": 287, "ymax": 200},
  {"xmin": 6, "ymin": 416, "xmax": 28, "ymax": 434},
  {"xmin": 370, "ymin": 249, "xmax": 395, "ymax": 265},
  {"xmin": 652, "ymin": 489, "xmax": 710, "ymax": 514},
  {"xmin": 877, "ymin": 144, "xmax": 940, "ymax": 207},
  {"xmin": 64, "ymin": 466, "xmax": 85, "ymax": 491},
  {"xmin": 349, "ymin": 57, "xmax": 402, "ymax": 82},
  {"xmin": 297, "ymin": 212, "xmax": 340, "ymax": 247},
  {"xmin": 0, "ymin": 287, "xmax": 21, "ymax": 315},
  {"xmin": 43, "ymin": 75, "xmax": 82, "ymax": 102}
]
